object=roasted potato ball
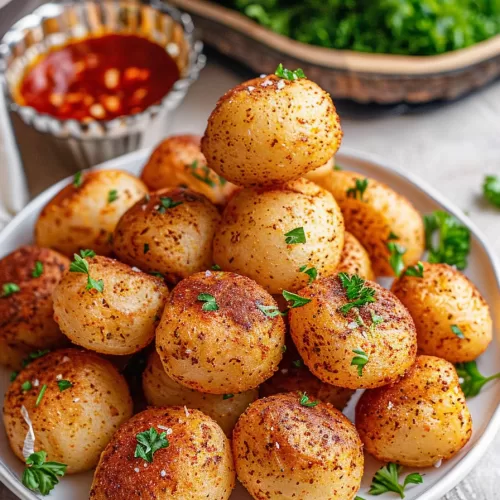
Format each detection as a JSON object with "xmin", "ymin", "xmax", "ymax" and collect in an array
[
  {"xmin": 3, "ymin": 348, "xmax": 133, "ymax": 473},
  {"xmin": 392, "ymin": 262, "xmax": 492, "ymax": 363},
  {"xmin": 289, "ymin": 275, "xmax": 417, "ymax": 389},
  {"xmin": 113, "ymin": 188, "xmax": 220, "ymax": 284},
  {"xmin": 143, "ymin": 351, "xmax": 258, "ymax": 435},
  {"xmin": 90, "ymin": 406, "xmax": 235, "ymax": 500},
  {"xmin": 35, "ymin": 169, "xmax": 147, "ymax": 257},
  {"xmin": 202, "ymin": 74, "xmax": 342, "ymax": 187},
  {"xmin": 0, "ymin": 246, "xmax": 69, "ymax": 369},
  {"xmin": 233, "ymin": 392, "xmax": 364, "ymax": 500},
  {"xmin": 336, "ymin": 231, "xmax": 375, "ymax": 281},
  {"xmin": 156, "ymin": 271, "xmax": 285, "ymax": 394},
  {"xmin": 304, "ymin": 156, "xmax": 335, "ymax": 184},
  {"xmin": 213, "ymin": 178, "xmax": 344, "ymax": 294},
  {"xmin": 140, "ymin": 135, "xmax": 238, "ymax": 206},
  {"xmin": 356, "ymin": 355, "xmax": 472, "ymax": 467},
  {"xmin": 53, "ymin": 255, "xmax": 168, "ymax": 355},
  {"xmin": 320, "ymin": 170, "xmax": 424, "ymax": 277}
]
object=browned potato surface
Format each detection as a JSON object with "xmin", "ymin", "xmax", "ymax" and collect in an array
[
  {"xmin": 0, "ymin": 246, "xmax": 70, "ymax": 369},
  {"xmin": 233, "ymin": 392, "xmax": 364, "ymax": 499},
  {"xmin": 289, "ymin": 275, "xmax": 417, "ymax": 389},
  {"xmin": 140, "ymin": 135, "xmax": 238, "ymax": 206},
  {"xmin": 336, "ymin": 231, "xmax": 375, "ymax": 280},
  {"xmin": 156, "ymin": 271, "xmax": 285, "ymax": 394},
  {"xmin": 304, "ymin": 156, "xmax": 335, "ymax": 184},
  {"xmin": 35, "ymin": 169, "xmax": 147, "ymax": 257},
  {"xmin": 356, "ymin": 355, "xmax": 472, "ymax": 467},
  {"xmin": 320, "ymin": 170, "xmax": 424, "ymax": 276},
  {"xmin": 113, "ymin": 188, "xmax": 220, "ymax": 284},
  {"xmin": 53, "ymin": 255, "xmax": 168, "ymax": 355},
  {"xmin": 202, "ymin": 75, "xmax": 342, "ymax": 187},
  {"xmin": 3, "ymin": 348, "xmax": 132, "ymax": 473},
  {"xmin": 90, "ymin": 406, "xmax": 235, "ymax": 499},
  {"xmin": 213, "ymin": 178, "xmax": 344, "ymax": 294},
  {"xmin": 143, "ymin": 351, "xmax": 258, "ymax": 435},
  {"xmin": 392, "ymin": 262, "xmax": 492, "ymax": 363}
]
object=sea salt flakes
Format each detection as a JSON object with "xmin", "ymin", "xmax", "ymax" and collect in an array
[
  {"xmin": 134, "ymin": 467, "xmax": 140, "ymax": 473},
  {"xmin": 261, "ymin": 79, "xmax": 273, "ymax": 87},
  {"xmin": 276, "ymin": 79, "xmax": 285, "ymax": 90},
  {"xmin": 160, "ymin": 470, "xmax": 166, "ymax": 477},
  {"xmin": 55, "ymin": 374, "xmax": 62, "ymax": 381}
]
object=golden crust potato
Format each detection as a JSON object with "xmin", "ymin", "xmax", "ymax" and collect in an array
[
  {"xmin": 319, "ymin": 170, "xmax": 424, "ymax": 277},
  {"xmin": 201, "ymin": 75, "xmax": 342, "ymax": 187},
  {"xmin": 143, "ymin": 351, "xmax": 257, "ymax": 435},
  {"xmin": 156, "ymin": 271, "xmax": 285, "ymax": 394},
  {"xmin": 233, "ymin": 392, "xmax": 364, "ymax": 500},
  {"xmin": 392, "ymin": 262, "xmax": 492, "ymax": 363},
  {"xmin": 337, "ymin": 231, "xmax": 375, "ymax": 281},
  {"xmin": 90, "ymin": 406, "xmax": 235, "ymax": 500},
  {"xmin": 356, "ymin": 355, "xmax": 472, "ymax": 467},
  {"xmin": 113, "ymin": 188, "xmax": 220, "ymax": 284},
  {"xmin": 289, "ymin": 274, "xmax": 417, "ymax": 389},
  {"xmin": 213, "ymin": 178, "xmax": 344, "ymax": 294},
  {"xmin": 53, "ymin": 255, "xmax": 168, "ymax": 355},
  {"xmin": 3, "ymin": 348, "xmax": 133, "ymax": 473},
  {"xmin": 140, "ymin": 135, "xmax": 238, "ymax": 206},
  {"xmin": 35, "ymin": 169, "xmax": 147, "ymax": 257},
  {"xmin": 304, "ymin": 156, "xmax": 335, "ymax": 184},
  {"xmin": 0, "ymin": 246, "xmax": 70, "ymax": 369}
]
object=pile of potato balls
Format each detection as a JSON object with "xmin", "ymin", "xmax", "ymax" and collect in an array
[{"xmin": 0, "ymin": 67, "xmax": 492, "ymax": 499}]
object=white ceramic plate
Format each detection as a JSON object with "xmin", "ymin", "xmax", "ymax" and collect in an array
[{"xmin": 0, "ymin": 148, "xmax": 499, "ymax": 500}]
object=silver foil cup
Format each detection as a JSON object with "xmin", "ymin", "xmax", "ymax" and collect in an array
[{"xmin": 0, "ymin": 1, "xmax": 206, "ymax": 170}]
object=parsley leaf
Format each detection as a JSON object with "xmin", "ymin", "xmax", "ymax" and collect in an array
[
  {"xmin": 483, "ymin": 175, "xmax": 500, "ymax": 208},
  {"xmin": 21, "ymin": 381, "xmax": 32, "ymax": 392},
  {"xmin": 338, "ymin": 273, "xmax": 376, "ymax": 314},
  {"xmin": 73, "ymin": 171, "xmax": 83, "ymax": 188},
  {"xmin": 424, "ymin": 211, "xmax": 470, "ymax": 270},
  {"xmin": 107, "ymin": 189, "xmax": 118, "ymax": 203},
  {"xmin": 86, "ymin": 277, "xmax": 104, "ymax": 293},
  {"xmin": 370, "ymin": 310, "xmax": 384, "ymax": 332},
  {"xmin": 369, "ymin": 462, "xmax": 423, "ymax": 498},
  {"xmin": 198, "ymin": 293, "xmax": 219, "ymax": 311},
  {"xmin": 274, "ymin": 63, "xmax": 306, "ymax": 80},
  {"xmin": 10, "ymin": 371, "xmax": 18, "ymax": 382},
  {"xmin": 351, "ymin": 348, "xmax": 369, "ymax": 376},
  {"xmin": 292, "ymin": 359, "xmax": 303, "ymax": 368},
  {"xmin": 387, "ymin": 242, "xmax": 406, "ymax": 277},
  {"xmin": 35, "ymin": 384, "xmax": 47, "ymax": 406},
  {"xmin": 333, "ymin": 164, "xmax": 343, "ymax": 171},
  {"xmin": 299, "ymin": 392, "xmax": 318, "ymax": 407},
  {"xmin": 134, "ymin": 427, "xmax": 169, "ymax": 463},
  {"xmin": 57, "ymin": 380, "xmax": 73, "ymax": 391},
  {"xmin": 346, "ymin": 178, "xmax": 368, "ymax": 201},
  {"xmin": 22, "ymin": 451, "xmax": 67, "ymax": 495},
  {"xmin": 70, "ymin": 250, "xmax": 103, "ymax": 292},
  {"xmin": 1, "ymin": 283, "xmax": 20, "ymax": 297},
  {"xmin": 223, "ymin": 394, "xmax": 234, "ymax": 400},
  {"xmin": 455, "ymin": 361, "xmax": 500, "ymax": 398},
  {"xmin": 282, "ymin": 290, "xmax": 311, "ymax": 308},
  {"xmin": 211, "ymin": 264, "xmax": 221, "ymax": 271},
  {"xmin": 257, "ymin": 303, "xmax": 285, "ymax": 317},
  {"xmin": 404, "ymin": 261, "xmax": 424, "ymax": 278},
  {"xmin": 189, "ymin": 160, "xmax": 216, "ymax": 187},
  {"xmin": 388, "ymin": 231, "xmax": 399, "ymax": 240},
  {"xmin": 284, "ymin": 227, "xmax": 306, "ymax": 244},
  {"xmin": 32, "ymin": 261, "xmax": 44, "ymax": 278},
  {"xmin": 22, "ymin": 349, "xmax": 50, "ymax": 368},
  {"xmin": 299, "ymin": 265, "xmax": 317, "ymax": 283},
  {"xmin": 158, "ymin": 196, "xmax": 183, "ymax": 213},
  {"xmin": 143, "ymin": 243, "xmax": 150, "ymax": 254},
  {"xmin": 451, "ymin": 324, "xmax": 465, "ymax": 339}
]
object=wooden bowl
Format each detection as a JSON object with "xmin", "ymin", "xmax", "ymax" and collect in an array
[{"xmin": 168, "ymin": 0, "xmax": 500, "ymax": 104}]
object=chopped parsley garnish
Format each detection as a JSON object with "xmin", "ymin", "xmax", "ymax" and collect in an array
[
  {"xmin": 404, "ymin": 261, "xmax": 424, "ymax": 278},
  {"xmin": 346, "ymin": 178, "xmax": 368, "ymax": 201},
  {"xmin": 370, "ymin": 310, "xmax": 384, "ymax": 331},
  {"xmin": 274, "ymin": 63, "xmax": 306, "ymax": 80},
  {"xmin": 35, "ymin": 384, "xmax": 47, "ymax": 406},
  {"xmin": 369, "ymin": 462, "xmax": 423, "ymax": 497},
  {"xmin": 455, "ymin": 361, "xmax": 500, "ymax": 398},
  {"xmin": 338, "ymin": 273, "xmax": 376, "ymax": 314},
  {"xmin": 32, "ymin": 261, "xmax": 44, "ymax": 278},
  {"xmin": 1, "ymin": 282, "xmax": 20, "ymax": 297},
  {"xmin": 134, "ymin": 427, "xmax": 169, "ymax": 463},
  {"xmin": 424, "ymin": 210, "xmax": 470, "ymax": 270},
  {"xmin": 22, "ymin": 451, "xmax": 67, "ymax": 496},
  {"xmin": 281, "ymin": 345, "xmax": 287, "ymax": 353},
  {"xmin": 387, "ymin": 242, "xmax": 406, "ymax": 277},
  {"xmin": 333, "ymin": 164, "xmax": 343, "ymax": 171},
  {"xmin": 354, "ymin": 497, "xmax": 366, "ymax": 500},
  {"xmin": 451, "ymin": 324, "xmax": 465, "ymax": 339},
  {"xmin": 388, "ymin": 231, "xmax": 399, "ymax": 240},
  {"xmin": 189, "ymin": 160, "xmax": 216, "ymax": 187},
  {"xmin": 299, "ymin": 392, "xmax": 318, "ymax": 407},
  {"xmin": 143, "ymin": 243, "xmax": 150, "ymax": 254},
  {"xmin": 73, "ymin": 171, "xmax": 83, "ymax": 188},
  {"xmin": 198, "ymin": 293, "xmax": 219, "ymax": 311},
  {"xmin": 292, "ymin": 359, "xmax": 303, "ymax": 368},
  {"xmin": 483, "ymin": 175, "xmax": 500, "ymax": 208},
  {"xmin": 212, "ymin": 264, "xmax": 221, "ymax": 271},
  {"xmin": 282, "ymin": 290, "xmax": 311, "ymax": 308},
  {"xmin": 10, "ymin": 371, "xmax": 18, "ymax": 382},
  {"xmin": 21, "ymin": 381, "xmax": 32, "ymax": 392},
  {"xmin": 22, "ymin": 350, "xmax": 50, "ymax": 368},
  {"xmin": 158, "ymin": 196, "xmax": 183, "ymax": 213},
  {"xmin": 223, "ymin": 394, "xmax": 234, "ymax": 400},
  {"xmin": 107, "ymin": 189, "xmax": 118, "ymax": 203},
  {"xmin": 69, "ymin": 249, "xmax": 103, "ymax": 292},
  {"xmin": 351, "ymin": 349, "xmax": 369, "ymax": 376},
  {"xmin": 257, "ymin": 303, "xmax": 285, "ymax": 317},
  {"xmin": 57, "ymin": 380, "xmax": 73, "ymax": 391},
  {"xmin": 299, "ymin": 265, "xmax": 317, "ymax": 283},
  {"xmin": 150, "ymin": 271, "xmax": 164, "ymax": 279},
  {"xmin": 284, "ymin": 227, "xmax": 306, "ymax": 244}
]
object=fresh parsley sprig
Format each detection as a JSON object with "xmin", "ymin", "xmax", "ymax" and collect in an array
[
  {"xmin": 299, "ymin": 265, "xmax": 317, "ymax": 283},
  {"xmin": 451, "ymin": 324, "xmax": 465, "ymax": 339},
  {"xmin": 483, "ymin": 175, "xmax": 500, "ymax": 208},
  {"xmin": 32, "ymin": 261, "xmax": 44, "ymax": 278},
  {"xmin": 1, "ymin": 282, "xmax": 20, "ymax": 297},
  {"xmin": 198, "ymin": 293, "xmax": 219, "ymax": 311},
  {"xmin": 275, "ymin": 63, "xmax": 306, "ymax": 80},
  {"xmin": 338, "ymin": 273, "xmax": 376, "ymax": 314},
  {"xmin": 189, "ymin": 160, "xmax": 220, "ymax": 187},
  {"xmin": 134, "ymin": 427, "xmax": 169, "ymax": 463},
  {"xmin": 346, "ymin": 178, "xmax": 368, "ymax": 201},
  {"xmin": 22, "ymin": 349, "xmax": 49, "ymax": 368},
  {"xmin": 107, "ymin": 189, "xmax": 118, "ymax": 203},
  {"xmin": 369, "ymin": 462, "xmax": 423, "ymax": 498},
  {"xmin": 387, "ymin": 242, "xmax": 406, "ymax": 277},
  {"xmin": 73, "ymin": 171, "xmax": 83, "ymax": 188},
  {"xmin": 282, "ymin": 290, "xmax": 311, "ymax": 308},
  {"xmin": 223, "ymin": 394, "xmax": 234, "ymax": 400},
  {"xmin": 22, "ymin": 451, "xmax": 67, "ymax": 496},
  {"xmin": 456, "ymin": 361, "xmax": 500, "ymax": 398},
  {"xmin": 351, "ymin": 348, "xmax": 369, "ymax": 376},
  {"xmin": 404, "ymin": 261, "xmax": 424, "ymax": 278},
  {"xmin": 257, "ymin": 303, "xmax": 286, "ymax": 318},
  {"xmin": 58, "ymin": 380, "xmax": 73, "ymax": 391},
  {"xmin": 69, "ymin": 249, "xmax": 103, "ymax": 292},
  {"xmin": 158, "ymin": 196, "xmax": 183, "ymax": 213},
  {"xmin": 284, "ymin": 227, "xmax": 306, "ymax": 244},
  {"xmin": 299, "ymin": 392, "xmax": 318, "ymax": 407}
]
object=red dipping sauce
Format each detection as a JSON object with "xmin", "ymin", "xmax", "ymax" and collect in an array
[{"xmin": 17, "ymin": 34, "xmax": 180, "ymax": 121}]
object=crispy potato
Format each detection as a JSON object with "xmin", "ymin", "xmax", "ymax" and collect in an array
[
  {"xmin": 113, "ymin": 188, "xmax": 220, "ymax": 284},
  {"xmin": 53, "ymin": 255, "xmax": 168, "ymax": 355},
  {"xmin": 140, "ymin": 135, "xmax": 238, "ymax": 206},
  {"xmin": 289, "ymin": 275, "xmax": 417, "ymax": 389},
  {"xmin": 356, "ymin": 355, "xmax": 472, "ymax": 467},
  {"xmin": 143, "ymin": 351, "xmax": 257, "ymax": 436},
  {"xmin": 35, "ymin": 169, "xmax": 147, "ymax": 257},
  {"xmin": 202, "ymin": 75, "xmax": 342, "ymax": 187},
  {"xmin": 337, "ymin": 231, "xmax": 375, "ymax": 280},
  {"xmin": 320, "ymin": 170, "xmax": 424, "ymax": 276},
  {"xmin": 156, "ymin": 271, "xmax": 285, "ymax": 394},
  {"xmin": 90, "ymin": 406, "xmax": 235, "ymax": 500},
  {"xmin": 392, "ymin": 262, "xmax": 492, "ymax": 363},
  {"xmin": 304, "ymin": 156, "xmax": 335, "ymax": 184},
  {"xmin": 3, "ymin": 348, "xmax": 132, "ymax": 473},
  {"xmin": 213, "ymin": 178, "xmax": 344, "ymax": 294},
  {"xmin": 0, "ymin": 246, "xmax": 70, "ymax": 369},
  {"xmin": 233, "ymin": 392, "xmax": 364, "ymax": 500}
]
